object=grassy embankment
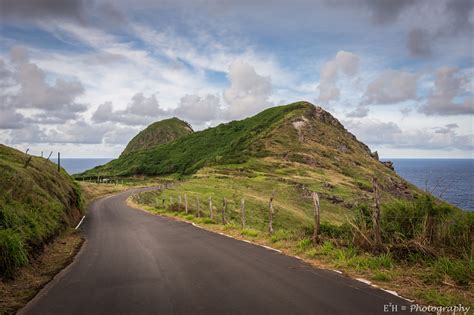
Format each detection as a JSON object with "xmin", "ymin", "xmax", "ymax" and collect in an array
[
  {"xmin": 0, "ymin": 144, "xmax": 84, "ymax": 314},
  {"xmin": 0, "ymin": 144, "xmax": 83, "ymax": 278}
]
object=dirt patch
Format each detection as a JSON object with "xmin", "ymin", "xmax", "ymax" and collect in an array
[{"xmin": 0, "ymin": 230, "xmax": 84, "ymax": 314}]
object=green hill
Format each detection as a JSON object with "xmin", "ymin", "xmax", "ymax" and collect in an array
[
  {"xmin": 79, "ymin": 101, "xmax": 423, "ymax": 224},
  {"xmin": 0, "ymin": 145, "xmax": 82, "ymax": 278},
  {"xmin": 121, "ymin": 117, "xmax": 193, "ymax": 156}
]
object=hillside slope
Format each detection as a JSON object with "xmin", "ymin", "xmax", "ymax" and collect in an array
[
  {"xmin": 79, "ymin": 102, "xmax": 423, "ymax": 225},
  {"xmin": 121, "ymin": 117, "xmax": 193, "ymax": 156},
  {"xmin": 0, "ymin": 144, "xmax": 82, "ymax": 278}
]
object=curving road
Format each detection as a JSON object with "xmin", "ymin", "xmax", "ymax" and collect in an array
[{"xmin": 21, "ymin": 188, "xmax": 419, "ymax": 315}]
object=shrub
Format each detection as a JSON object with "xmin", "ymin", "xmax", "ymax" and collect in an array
[
  {"xmin": 241, "ymin": 229, "xmax": 259, "ymax": 237},
  {"xmin": 0, "ymin": 230, "xmax": 29, "ymax": 278},
  {"xmin": 271, "ymin": 229, "xmax": 291, "ymax": 243}
]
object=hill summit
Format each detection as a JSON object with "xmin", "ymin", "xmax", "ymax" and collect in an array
[
  {"xmin": 121, "ymin": 117, "xmax": 193, "ymax": 156},
  {"xmin": 81, "ymin": 101, "xmax": 414, "ymax": 199},
  {"xmin": 79, "ymin": 101, "xmax": 431, "ymax": 229}
]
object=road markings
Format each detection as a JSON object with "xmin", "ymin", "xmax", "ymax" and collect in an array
[
  {"xmin": 75, "ymin": 216, "xmax": 85, "ymax": 230},
  {"xmin": 356, "ymin": 278, "xmax": 372, "ymax": 285}
]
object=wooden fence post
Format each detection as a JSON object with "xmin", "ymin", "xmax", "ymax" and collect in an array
[
  {"xmin": 241, "ymin": 198, "xmax": 246, "ymax": 228},
  {"xmin": 269, "ymin": 191, "xmax": 275, "ymax": 234},
  {"xmin": 57, "ymin": 152, "xmax": 61, "ymax": 172},
  {"xmin": 209, "ymin": 196, "xmax": 213, "ymax": 220},
  {"xmin": 311, "ymin": 192, "xmax": 320, "ymax": 245},
  {"xmin": 372, "ymin": 177, "xmax": 382, "ymax": 247},
  {"xmin": 185, "ymin": 194, "xmax": 188, "ymax": 214},
  {"xmin": 222, "ymin": 197, "xmax": 227, "ymax": 225},
  {"xmin": 196, "ymin": 196, "xmax": 200, "ymax": 217}
]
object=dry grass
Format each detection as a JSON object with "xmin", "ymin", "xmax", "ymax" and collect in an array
[
  {"xmin": 79, "ymin": 182, "xmax": 130, "ymax": 206},
  {"xmin": 0, "ymin": 230, "xmax": 83, "ymax": 314}
]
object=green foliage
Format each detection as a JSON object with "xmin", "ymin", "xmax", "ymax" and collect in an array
[
  {"xmin": 241, "ymin": 228, "xmax": 259, "ymax": 237},
  {"xmin": 0, "ymin": 144, "xmax": 82, "ymax": 278},
  {"xmin": 121, "ymin": 117, "xmax": 193, "ymax": 156},
  {"xmin": 0, "ymin": 230, "xmax": 29, "ymax": 278},
  {"xmin": 371, "ymin": 271, "xmax": 392, "ymax": 282},
  {"xmin": 271, "ymin": 229, "xmax": 291, "ymax": 243},
  {"xmin": 381, "ymin": 195, "xmax": 472, "ymax": 255},
  {"xmin": 80, "ymin": 102, "xmax": 310, "ymax": 177},
  {"xmin": 297, "ymin": 238, "xmax": 312, "ymax": 252},
  {"xmin": 432, "ymin": 257, "xmax": 473, "ymax": 286}
]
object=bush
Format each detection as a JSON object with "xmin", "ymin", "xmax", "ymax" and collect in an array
[
  {"xmin": 271, "ymin": 229, "xmax": 291, "ymax": 243},
  {"xmin": 241, "ymin": 228, "xmax": 259, "ymax": 237},
  {"xmin": 0, "ymin": 230, "xmax": 29, "ymax": 278},
  {"xmin": 432, "ymin": 257, "xmax": 473, "ymax": 286}
]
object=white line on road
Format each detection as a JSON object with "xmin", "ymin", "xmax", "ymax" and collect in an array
[{"xmin": 75, "ymin": 216, "xmax": 85, "ymax": 230}]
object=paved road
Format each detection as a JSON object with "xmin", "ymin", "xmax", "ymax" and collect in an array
[{"xmin": 22, "ymin": 188, "xmax": 418, "ymax": 315}]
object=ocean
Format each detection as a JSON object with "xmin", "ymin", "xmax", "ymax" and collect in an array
[
  {"xmin": 55, "ymin": 158, "xmax": 473, "ymax": 211},
  {"xmin": 52, "ymin": 158, "xmax": 112, "ymax": 176},
  {"xmin": 388, "ymin": 159, "xmax": 473, "ymax": 211}
]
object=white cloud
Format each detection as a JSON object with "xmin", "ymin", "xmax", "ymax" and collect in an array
[
  {"xmin": 363, "ymin": 70, "xmax": 419, "ymax": 105},
  {"xmin": 223, "ymin": 60, "xmax": 272, "ymax": 119},
  {"xmin": 420, "ymin": 67, "xmax": 474, "ymax": 115},
  {"xmin": 317, "ymin": 50, "xmax": 359, "ymax": 103},
  {"xmin": 92, "ymin": 93, "xmax": 167, "ymax": 126},
  {"xmin": 0, "ymin": 46, "xmax": 87, "ymax": 125},
  {"xmin": 174, "ymin": 94, "xmax": 221, "ymax": 124},
  {"xmin": 345, "ymin": 118, "xmax": 473, "ymax": 150}
]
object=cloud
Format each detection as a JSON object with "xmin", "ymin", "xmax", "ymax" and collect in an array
[
  {"xmin": 345, "ymin": 118, "xmax": 473, "ymax": 150},
  {"xmin": 174, "ymin": 94, "xmax": 221, "ymax": 124},
  {"xmin": 7, "ymin": 120, "xmax": 135, "ymax": 145},
  {"xmin": 92, "ymin": 93, "xmax": 167, "ymax": 126},
  {"xmin": 0, "ymin": 47, "xmax": 88, "ymax": 124},
  {"xmin": 0, "ymin": 0, "xmax": 126, "ymax": 27},
  {"xmin": 364, "ymin": 0, "xmax": 415, "ymax": 25},
  {"xmin": 406, "ymin": 28, "xmax": 432, "ymax": 57},
  {"xmin": 317, "ymin": 50, "xmax": 359, "ymax": 103},
  {"xmin": 420, "ymin": 67, "xmax": 474, "ymax": 115},
  {"xmin": 347, "ymin": 105, "xmax": 369, "ymax": 118},
  {"xmin": 363, "ymin": 70, "xmax": 419, "ymax": 105},
  {"xmin": 0, "ymin": 109, "xmax": 26, "ymax": 129},
  {"xmin": 223, "ymin": 60, "xmax": 272, "ymax": 119},
  {"xmin": 0, "ymin": 0, "xmax": 86, "ymax": 23}
]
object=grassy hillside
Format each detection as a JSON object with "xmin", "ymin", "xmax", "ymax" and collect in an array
[
  {"xmin": 79, "ymin": 102, "xmax": 423, "ymax": 223},
  {"xmin": 0, "ymin": 145, "xmax": 82, "ymax": 278},
  {"xmin": 121, "ymin": 117, "xmax": 193, "ymax": 156}
]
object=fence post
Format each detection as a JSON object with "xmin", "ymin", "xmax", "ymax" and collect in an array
[
  {"xmin": 222, "ymin": 197, "xmax": 227, "ymax": 225},
  {"xmin": 269, "ymin": 191, "xmax": 275, "ymax": 234},
  {"xmin": 170, "ymin": 196, "xmax": 173, "ymax": 210},
  {"xmin": 372, "ymin": 177, "xmax": 382, "ymax": 247},
  {"xmin": 241, "ymin": 198, "xmax": 246, "ymax": 228},
  {"xmin": 185, "ymin": 194, "xmax": 188, "ymax": 214},
  {"xmin": 179, "ymin": 195, "xmax": 182, "ymax": 210},
  {"xmin": 196, "ymin": 196, "xmax": 200, "ymax": 217},
  {"xmin": 57, "ymin": 152, "xmax": 61, "ymax": 172},
  {"xmin": 311, "ymin": 192, "xmax": 320, "ymax": 245},
  {"xmin": 209, "ymin": 196, "xmax": 213, "ymax": 220}
]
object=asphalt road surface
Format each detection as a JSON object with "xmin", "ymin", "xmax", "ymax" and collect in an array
[{"xmin": 22, "ymin": 188, "xmax": 419, "ymax": 315}]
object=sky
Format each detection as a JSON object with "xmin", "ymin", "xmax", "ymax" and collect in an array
[{"xmin": 0, "ymin": 0, "xmax": 473, "ymax": 158}]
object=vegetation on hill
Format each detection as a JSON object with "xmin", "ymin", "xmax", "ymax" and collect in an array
[
  {"xmin": 0, "ymin": 145, "xmax": 82, "ymax": 278},
  {"xmin": 79, "ymin": 102, "xmax": 424, "ymax": 224},
  {"xmin": 121, "ymin": 117, "xmax": 193, "ymax": 156}
]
